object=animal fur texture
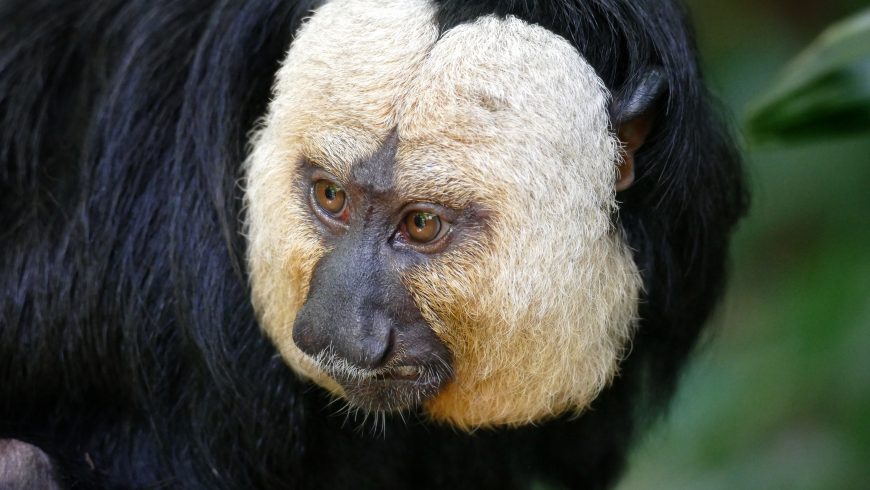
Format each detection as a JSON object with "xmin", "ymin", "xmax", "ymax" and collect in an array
[
  {"xmin": 246, "ymin": 0, "xmax": 642, "ymax": 428},
  {"xmin": 0, "ymin": 0, "xmax": 747, "ymax": 488}
]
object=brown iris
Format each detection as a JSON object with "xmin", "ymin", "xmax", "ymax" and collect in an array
[
  {"xmin": 312, "ymin": 180, "xmax": 346, "ymax": 216},
  {"xmin": 404, "ymin": 212, "xmax": 442, "ymax": 243}
]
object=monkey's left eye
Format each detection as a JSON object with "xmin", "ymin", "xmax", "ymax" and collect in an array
[
  {"xmin": 405, "ymin": 212, "xmax": 442, "ymax": 243},
  {"xmin": 312, "ymin": 180, "xmax": 347, "ymax": 216},
  {"xmin": 396, "ymin": 210, "xmax": 451, "ymax": 249}
]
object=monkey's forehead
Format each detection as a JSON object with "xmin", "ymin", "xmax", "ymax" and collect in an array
[{"xmin": 268, "ymin": 0, "xmax": 615, "ymax": 206}]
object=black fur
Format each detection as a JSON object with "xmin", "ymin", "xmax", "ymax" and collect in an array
[{"xmin": 0, "ymin": 1, "xmax": 747, "ymax": 488}]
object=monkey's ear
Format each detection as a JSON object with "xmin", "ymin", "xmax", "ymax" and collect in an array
[{"xmin": 611, "ymin": 69, "xmax": 666, "ymax": 192}]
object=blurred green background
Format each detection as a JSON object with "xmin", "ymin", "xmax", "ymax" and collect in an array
[{"xmin": 618, "ymin": 1, "xmax": 870, "ymax": 489}]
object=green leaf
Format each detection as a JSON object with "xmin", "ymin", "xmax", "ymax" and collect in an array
[{"xmin": 747, "ymin": 8, "xmax": 870, "ymax": 143}]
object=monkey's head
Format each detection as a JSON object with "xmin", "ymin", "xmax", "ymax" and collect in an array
[{"xmin": 245, "ymin": 0, "xmax": 665, "ymax": 429}]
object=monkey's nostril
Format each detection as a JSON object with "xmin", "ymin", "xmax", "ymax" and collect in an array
[
  {"xmin": 377, "ymin": 327, "xmax": 396, "ymax": 367},
  {"xmin": 354, "ymin": 322, "xmax": 394, "ymax": 370},
  {"xmin": 291, "ymin": 315, "xmax": 324, "ymax": 358}
]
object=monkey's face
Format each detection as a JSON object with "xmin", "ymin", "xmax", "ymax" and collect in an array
[{"xmin": 245, "ymin": 0, "xmax": 641, "ymax": 429}]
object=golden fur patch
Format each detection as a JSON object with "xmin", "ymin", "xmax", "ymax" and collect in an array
[{"xmin": 244, "ymin": 0, "xmax": 641, "ymax": 429}]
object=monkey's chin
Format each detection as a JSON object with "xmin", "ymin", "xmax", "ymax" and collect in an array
[{"xmin": 331, "ymin": 367, "xmax": 451, "ymax": 413}]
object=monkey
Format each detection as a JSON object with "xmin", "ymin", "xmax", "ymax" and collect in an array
[
  {"xmin": 0, "ymin": 0, "xmax": 747, "ymax": 489},
  {"xmin": 246, "ymin": 1, "xmax": 654, "ymax": 428}
]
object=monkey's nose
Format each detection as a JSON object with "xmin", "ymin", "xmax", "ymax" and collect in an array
[
  {"xmin": 292, "ymin": 307, "xmax": 395, "ymax": 371},
  {"xmin": 352, "ymin": 322, "xmax": 394, "ymax": 370},
  {"xmin": 336, "ymin": 308, "xmax": 395, "ymax": 369}
]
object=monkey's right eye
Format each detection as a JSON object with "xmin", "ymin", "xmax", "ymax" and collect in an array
[{"xmin": 311, "ymin": 180, "xmax": 347, "ymax": 217}]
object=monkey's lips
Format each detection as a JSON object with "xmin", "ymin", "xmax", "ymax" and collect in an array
[
  {"xmin": 371, "ymin": 365, "xmax": 421, "ymax": 381},
  {"xmin": 328, "ymin": 363, "xmax": 452, "ymax": 413}
]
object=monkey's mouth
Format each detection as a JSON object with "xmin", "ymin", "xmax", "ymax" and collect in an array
[
  {"xmin": 318, "ymin": 358, "xmax": 453, "ymax": 413},
  {"xmin": 371, "ymin": 365, "xmax": 422, "ymax": 381}
]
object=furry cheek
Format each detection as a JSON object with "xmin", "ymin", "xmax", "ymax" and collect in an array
[
  {"xmin": 244, "ymin": 139, "xmax": 344, "ymax": 395},
  {"xmin": 405, "ymin": 181, "xmax": 641, "ymax": 429},
  {"xmin": 388, "ymin": 15, "xmax": 642, "ymax": 428}
]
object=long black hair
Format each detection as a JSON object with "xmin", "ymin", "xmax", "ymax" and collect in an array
[{"xmin": 0, "ymin": 1, "xmax": 746, "ymax": 488}]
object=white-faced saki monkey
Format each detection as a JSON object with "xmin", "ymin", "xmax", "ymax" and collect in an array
[{"xmin": 0, "ymin": 0, "xmax": 748, "ymax": 488}]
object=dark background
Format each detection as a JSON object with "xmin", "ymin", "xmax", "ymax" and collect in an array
[{"xmin": 617, "ymin": 1, "xmax": 870, "ymax": 488}]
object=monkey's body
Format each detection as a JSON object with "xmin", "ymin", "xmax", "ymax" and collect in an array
[{"xmin": 0, "ymin": 1, "xmax": 746, "ymax": 488}]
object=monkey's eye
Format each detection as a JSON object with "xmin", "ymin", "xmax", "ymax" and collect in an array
[
  {"xmin": 312, "ymin": 180, "xmax": 347, "ymax": 216},
  {"xmin": 402, "ymin": 212, "xmax": 445, "ymax": 244}
]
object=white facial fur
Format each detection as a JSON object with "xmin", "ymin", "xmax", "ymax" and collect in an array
[{"xmin": 244, "ymin": 0, "xmax": 642, "ymax": 429}]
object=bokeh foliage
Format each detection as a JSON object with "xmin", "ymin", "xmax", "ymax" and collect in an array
[
  {"xmin": 747, "ymin": 9, "xmax": 870, "ymax": 142},
  {"xmin": 618, "ymin": 1, "xmax": 870, "ymax": 489}
]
